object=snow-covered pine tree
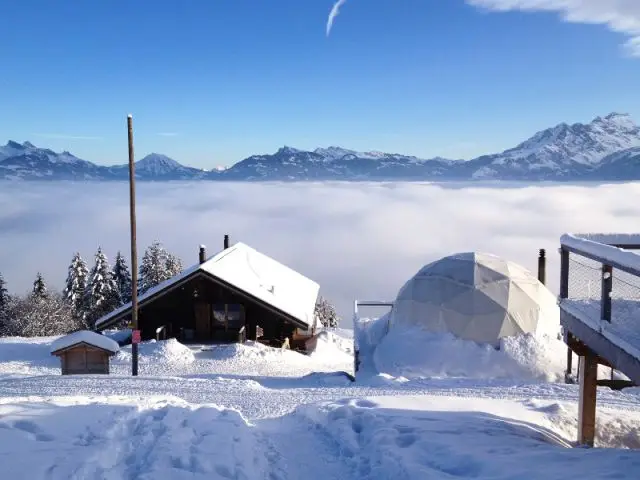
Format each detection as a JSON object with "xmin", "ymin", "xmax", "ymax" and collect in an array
[
  {"xmin": 0, "ymin": 272, "xmax": 9, "ymax": 334},
  {"xmin": 86, "ymin": 247, "xmax": 120, "ymax": 326},
  {"xmin": 138, "ymin": 241, "xmax": 169, "ymax": 293},
  {"xmin": 165, "ymin": 251, "xmax": 183, "ymax": 277},
  {"xmin": 63, "ymin": 252, "xmax": 89, "ymax": 319},
  {"xmin": 4, "ymin": 292, "xmax": 80, "ymax": 337},
  {"xmin": 112, "ymin": 251, "xmax": 132, "ymax": 304},
  {"xmin": 314, "ymin": 295, "xmax": 340, "ymax": 329},
  {"xmin": 0, "ymin": 272, "xmax": 8, "ymax": 312},
  {"xmin": 32, "ymin": 273, "xmax": 48, "ymax": 299}
]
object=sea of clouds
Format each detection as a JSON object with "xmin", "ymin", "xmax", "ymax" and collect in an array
[{"xmin": 1, "ymin": 180, "xmax": 639, "ymax": 322}]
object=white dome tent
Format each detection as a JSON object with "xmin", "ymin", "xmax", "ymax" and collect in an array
[{"xmin": 389, "ymin": 252, "xmax": 559, "ymax": 345}]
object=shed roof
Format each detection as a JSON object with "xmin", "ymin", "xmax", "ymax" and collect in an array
[
  {"xmin": 51, "ymin": 330, "xmax": 120, "ymax": 355},
  {"xmin": 94, "ymin": 242, "xmax": 320, "ymax": 331}
]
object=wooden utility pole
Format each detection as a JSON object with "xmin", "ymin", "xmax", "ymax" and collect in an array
[{"xmin": 127, "ymin": 114, "xmax": 139, "ymax": 376}]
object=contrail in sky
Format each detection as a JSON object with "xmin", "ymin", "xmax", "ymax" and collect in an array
[{"xmin": 326, "ymin": 0, "xmax": 347, "ymax": 37}]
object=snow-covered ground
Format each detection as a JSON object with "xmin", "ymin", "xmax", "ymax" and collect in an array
[{"xmin": 1, "ymin": 327, "xmax": 640, "ymax": 479}]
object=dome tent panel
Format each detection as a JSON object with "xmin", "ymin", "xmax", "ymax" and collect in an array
[
  {"xmin": 389, "ymin": 252, "xmax": 559, "ymax": 345},
  {"xmin": 459, "ymin": 311, "xmax": 511, "ymax": 344}
]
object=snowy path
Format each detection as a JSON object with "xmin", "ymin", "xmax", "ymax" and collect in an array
[
  {"xmin": 2, "ymin": 373, "xmax": 640, "ymax": 419},
  {"xmin": 258, "ymin": 414, "xmax": 348, "ymax": 480}
]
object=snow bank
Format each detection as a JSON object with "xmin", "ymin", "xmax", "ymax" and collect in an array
[
  {"xmin": 296, "ymin": 395, "xmax": 640, "ymax": 478},
  {"xmin": 358, "ymin": 314, "xmax": 623, "ymax": 383},
  {"xmin": 0, "ymin": 397, "xmax": 269, "ymax": 479},
  {"xmin": 0, "ymin": 336, "xmax": 61, "ymax": 377},
  {"xmin": 328, "ymin": 327, "xmax": 354, "ymax": 339},
  {"xmin": 372, "ymin": 327, "xmax": 568, "ymax": 382},
  {"xmin": 309, "ymin": 330, "xmax": 353, "ymax": 364},
  {"xmin": 0, "ymin": 334, "xmax": 353, "ymax": 379},
  {"xmin": 2, "ymin": 393, "xmax": 640, "ymax": 480},
  {"xmin": 116, "ymin": 338, "xmax": 195, "ymax": 365},
  {"xmin": 355, "ymin": 314, "xmax": 390, "ymax": 352},
  {"xmin": 207, "ymin": 340, "xmax": 311, "ymax": 364}
]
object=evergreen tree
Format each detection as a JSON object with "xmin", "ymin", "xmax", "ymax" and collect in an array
[
  {"xmin": 314, "ymin": 295, "xmax": 340, "ymax": 329},
  {"xmin": 86, "ymin": 247, "xmax": 120, "ymax": 326},
  {"xmin": 32, "ymin": 273, "xmax": 48, "ymax": 299},
  {"xmin": 63, "ymin": 252, "xmax": 89, "ymax": 319},
  {"xmin": 165, "ymin": 252, "xmax": 183, "ymax": 277},
  {"xmin": 112, "ymin": 251, "xmax": 132, "ymax": 304},
  {"xmin": 0, "ymin": 272, "xmax": 9, "ymax": 334},
  {"xmin": 138, "ymin": 241, "xmax": 170, "ymax": 293},
  {"xmin": 4, "ymin": 292, "xmax": 81, "ymax": 337},
  {"xmin": 0, "ymin": 272, "xmax": 8, "ymax": 312}
]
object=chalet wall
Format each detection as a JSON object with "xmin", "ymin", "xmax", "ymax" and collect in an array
[
  {"xmin": 58, "ymin": 345, "xmax": 111, "ymax": 375},
  {"xmin": 133, "ymin": 275, "xmax": 301, "ymax": 346}
]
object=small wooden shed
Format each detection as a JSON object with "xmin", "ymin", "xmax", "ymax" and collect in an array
[{"xmin": 50, "ymin": 330, "xmax": 120, "ymax": 375}]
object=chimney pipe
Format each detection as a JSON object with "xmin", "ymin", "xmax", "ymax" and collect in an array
[
  {"xmin": 224, "ymin": 234, "xmax": 229, "ymax": 250},
  {"xmin": 538, "ymin": 248, "xmax": 546, "ymax": 285},
  {"xmin": 199, "ymin": 245, "xmax": 206, "ymax": 264}
]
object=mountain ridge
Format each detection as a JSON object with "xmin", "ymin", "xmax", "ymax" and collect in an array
[{"xmin": 2, "ymin": 112, "xmax": 639, "ymax": 181}]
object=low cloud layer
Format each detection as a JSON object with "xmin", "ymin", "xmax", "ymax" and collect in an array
[
  {"xmin": 1, "ymin": 181, "xmax": 639, "ymax": 323},
  {"xmin": 467, "ymin": 0, "xmax": 640, "ymax": 56}
]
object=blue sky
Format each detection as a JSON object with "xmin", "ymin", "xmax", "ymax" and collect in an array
[{"xmin": 1, "ymin": 0, "xmax": 639, "ymax": 168}]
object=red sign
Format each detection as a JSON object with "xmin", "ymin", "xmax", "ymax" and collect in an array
[{"xmin": 132, "ymin": 330, "xmax": 141, "ymax": 344}]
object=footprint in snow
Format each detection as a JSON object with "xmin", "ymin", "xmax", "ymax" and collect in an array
[
  {"xmin": 11, "ymin": 420, "xmax": 55, "ymax": 442},
  {"xmin": 395, "ymin": 433, "xmax": 418, "ymax": 448},
  {"xmin": 354, "ymin": 399, "xmax": 377, "ymax": 409}
]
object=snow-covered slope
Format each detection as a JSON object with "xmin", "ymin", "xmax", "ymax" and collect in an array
[
  {"xmin": 1, "ymin": 331, "xmax": 640, "ymax": 478},
  {"xmin": 460, "ymin": 113, "xmax": 640, "ymax": 179},
  {"xmin": 508, "ymin": 113, "xmax": 640, "ymax": 167}
]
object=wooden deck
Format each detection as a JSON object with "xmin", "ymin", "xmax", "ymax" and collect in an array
[{"xmin": 559, "ymin": 233, "xmax": 640, "ymax": 446}]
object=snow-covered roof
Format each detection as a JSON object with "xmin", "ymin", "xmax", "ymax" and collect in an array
[
  {"xmin": 50, "ymin": 330, "xmax": 120, "ymax": 355},
  {"xmin": 95, "ymin": 242, "xmax": 320, "ymax": 330},
  {"xmin": 201, "ymin": 243, "xmax": 319, "ymax": 327}
]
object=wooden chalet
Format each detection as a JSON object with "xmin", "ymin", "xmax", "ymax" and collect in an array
[{"xmin": 94, "ymin": 237, "xmax": 320, "ymax": 351}]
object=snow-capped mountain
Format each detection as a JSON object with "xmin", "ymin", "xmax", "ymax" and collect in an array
[
  {"xmin": 218, "ymin": 146, "xmax": 459, "ymax": 180},
  {"xmin": 457, "ymin": 112, "xmax": 640, "ymax": 180},
  {"xmin": 2, "ymin": 112, "xmax": 640, "ymax": 181},
  {"xmin": 0, "ymin": 141, "xmax": 104, "ymax": 180},
  {"xmin": 510, "ymin": 113, "xmax": 639, "ymax": 166},
  {"xmin": 107, "ymin": 153, "xmax": 206, "ymax": 180}
]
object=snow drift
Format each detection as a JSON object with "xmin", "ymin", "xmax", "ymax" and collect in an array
[
  {"xmin": 115, "ymin": 339, "xmax": 195, "ymax": 365},
  {"xmin": 372, "ymin": 326, "xmax": 568, "ymax": 382}
]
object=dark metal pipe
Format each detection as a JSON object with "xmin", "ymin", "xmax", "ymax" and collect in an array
[{"xmin": 538, "ymin": 248, "xmax": 546, "ymax": 285}]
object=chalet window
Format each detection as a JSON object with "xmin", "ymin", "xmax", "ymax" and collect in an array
[{"xmin": 212, "ymin": 304, "xmax": 245, "ymax": 329}]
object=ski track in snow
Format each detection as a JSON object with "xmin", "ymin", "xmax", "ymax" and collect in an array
[{"xmin": 3, "ymin": 374, "xmax": 640, "ymax": 420}]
